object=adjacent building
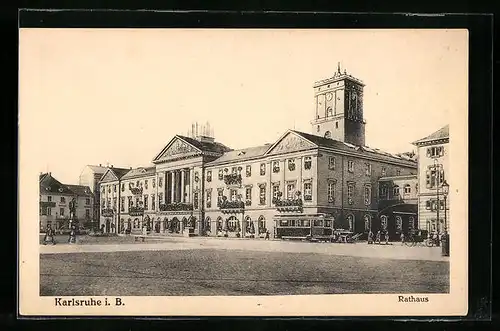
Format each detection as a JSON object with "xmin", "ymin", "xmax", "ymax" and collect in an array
[
  {"xmin": 413, "ymin": 125, "xmax": 450, "ymax": 233},
  {"xmin": 78, "ymin": 164, "xmax": 110, "ymax": 229},
  {"xmin": 39, "ymin": 173, "xmax": 94, "ymax": 231},
  {"xmin": 98, "ymin": 67, "xmax": 419, "ymax": 239}
]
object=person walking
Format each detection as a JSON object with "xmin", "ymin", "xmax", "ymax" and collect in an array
[
  {"xmin": 43, "ymin": 224, "xmax": 56, "ymax": 245},
  {"xmin": 400, "ymin": 232, "xmax": 405, "ymax": 245},
  {"xmin": 375, "ymin": 230, "xmax": 381, "ymax": 244},
  {"xmin": 367, "ymin": 231, "xmax": 374, "ymax": 244},
  {"xmin": 142, "ymin": 225, "xmax": 147, "ymax": 242},
  {"xmin": 384, "ymin": 230, "xmax": 390, "ymax": 245},
  {"xmin": 265, "ymin": 229, "xmax": 270, "ymax": 240}
]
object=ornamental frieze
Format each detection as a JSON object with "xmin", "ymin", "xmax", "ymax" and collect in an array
[{"xmin": 267, "ymin": 134, "xmax": 316, "ymax": 155}]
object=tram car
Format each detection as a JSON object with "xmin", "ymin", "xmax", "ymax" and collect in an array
[{"xmin": 274, "ymin": 213, "xmax": 335, "ymax": 241}]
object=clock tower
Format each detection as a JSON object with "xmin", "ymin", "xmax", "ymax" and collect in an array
[{"xmin": 311, "ymin": 64, "xmax": 366, "ymax": 146}]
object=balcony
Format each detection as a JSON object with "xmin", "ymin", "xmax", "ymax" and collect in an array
[
  {"xmin": 218, "ymin": 199, "xmax": 245, "ymax": 214},
  {"xmin": 274, "ymin": 198, "xmax": 303, "ymax": 213},
  {"xmin": 158, "ymin": 202, "xmax": 193, "ymax": 212},
  {"xmin": 130, "ymin": 187, "xmax": 143, "ymax": 195},
  {"xmin": 129, "ymin": 206, "xmax": 144, "ymax": 216},
  {"xmin": 101, "ymin": 208, "xmax": 114, "ymax": 217},
  {"xmin": 223, "ymin": 173, "xmax": 242, "ymax": 187}
]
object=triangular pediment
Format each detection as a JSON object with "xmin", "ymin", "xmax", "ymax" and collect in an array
[
  {"xmin": 100, "ymin": 169, "xmax": 119, "ymax": 183},
  {"xmin": 266, "ymin": 131, "xmax": 318, "ymax": 156},
  {"xmin": 153, "ymin": 136, "xmax": 202, "ymax": 163}
]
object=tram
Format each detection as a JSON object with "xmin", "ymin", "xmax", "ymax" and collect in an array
[{"xmin": 274, "ymin": 213, "xmax": 335, "ymax": 241}]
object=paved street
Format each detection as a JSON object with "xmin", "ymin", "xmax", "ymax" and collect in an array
[{"xmin": 40, "ymin": 235, "xmax": 448, "ymax": 296}]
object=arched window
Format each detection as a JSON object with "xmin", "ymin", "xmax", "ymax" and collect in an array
[
  {"xmin": 408, "ymin": 216, "xmax": 415, "ymax": 230},
  {"xmin": 404, "ymin": 184, "xmax": 411, "ymax": 194},
  {"xmin": 227, "ymin": 216, "xmax": 240, "ymax": 232},
  {"xmin": 324, "ymin": 131, "xmax": 332, "ymax": 139},
  {"xmin": 245, "ymin": 216, "xmax": 254, "ymax": 234},
  {"xmin": 363, "ymin": 214, "xmax": 371, "ymax": 232},
  {"xmin": 395, "ymin": 216, "xmax": 403, "ymax": 232},
  {"xmin": 204, "ymin": 217, "xmax": 211, "ymax": 233},
  {"xmin": 258, "ymin": 216, "xmax": 266, "ymax": 234},
  {"xmin": 393, "ymin": 185, "xmax": 400, "ymax": 197},
  {"xmin": 326, "ymin": 107, "xmax": 333, "ymax": 116},
  {"xmin": 347, "ymin": 214, "xmax": 355, "ymax": 232},
  {"xmin": 380, "ymin": 215, "xmax": 388, "ymax": 230},
  {"xmin": 217, "ymin": 216, "xmax": 223, "ymax": 231}
]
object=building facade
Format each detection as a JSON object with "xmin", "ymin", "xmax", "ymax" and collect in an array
[
  {"xmin": 413, "ymin": 125, "xmax": 450, "ymax": 233},
  {"xmin": 98, "ymin": 167, "xmax": 132, "ymax": 233},
  {"xmin": 98, "ymin": 67, "xmax": 418, "ymax": 239},
  {"xmin": 78, "ymin": 164, "xmax": 109, "ymax": 229},
  {"xmin": 39, "ymin": 173, "xmax": 94, "ymax": 231}
]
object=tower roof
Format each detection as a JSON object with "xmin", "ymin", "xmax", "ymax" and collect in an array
[{"xmin": 313, "ymin": 63, "xmax": 365, "ymax": 88}]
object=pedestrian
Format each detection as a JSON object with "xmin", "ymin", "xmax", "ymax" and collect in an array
[
  {"xmin": 375, "ymin": 230, "xmax": 381, "ymax": 244},
  {"xmin": 384, "ymin": 230, "xmax": 389, "ymax": 245},
  {"xmin": 265, "ymin": 229, "xmax": 270, "ymax": 240},
  {"xmin": 400, "ymin": 232, "xmax": 405, "ymax": 245},
  {"xmin": 367, "ymin": 231, "xmax": 373, "ymax": 244},
  {"xmin": 68, "ymin": 226, "xmax": 77, "ymax": 244},
  {"xmin": 43, "ymin": 224, "xmax": 56, "ymax": 245}
]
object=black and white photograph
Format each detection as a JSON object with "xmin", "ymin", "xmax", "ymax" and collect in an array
[{"xmin": 19, "ymin": 28, "xmax": 468, "ymax": 316}]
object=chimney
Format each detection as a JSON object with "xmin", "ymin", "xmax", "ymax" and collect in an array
[{"xmin": 99, "ymin": 163, "xmax": 102, "ymax": 167}]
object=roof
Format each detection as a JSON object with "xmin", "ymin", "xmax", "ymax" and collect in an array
[
  {"xmin": 108, "ymin": 167, "xmax": 132, "ymax": 179},
  {"xmin": 290, "ymin": 130, "xmax": 417, "ymax": 166},
  {"xmin": 65, "ymin": 184, "xmax": 93, "ymax": 197},
  {"xmin": 206, "ymin": 145, "xmax": 271, "ymax": 166},
  {"xmin": 413, "ymin": 125, "xmax": 449, "ymax": 145},
  {"xmin": 40, "ymin": 173, "xmax": 74, "ymax": 195},
  {"xmin": 122, "ymin": 166, "xmax": 156, "ymax": 180},
  {"xmin": 85, "ymin": 165, "xmax": 110, "ymax": 174},
  {"xmin": 379, "ymin": 174, "xmax": 417, "ymax": 181},
  {"xmin": 176, "ymin": 135, "xmax": 232, "ymax": 154}
]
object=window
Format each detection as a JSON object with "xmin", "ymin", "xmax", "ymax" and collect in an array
[
  {"xmin": 41, "ymin": 207, "xmax": 47, "ymax": 215},
  {"xmin": 245, "ymin": 187, "xmax": 252, "ymax": 205},
  {"xmin": 347, "ymin": 215, "xmax": 354, "ymax": 232},
  {"xmin": 286, "ymin": 182, "xmax": 296, "ymax": 200},
  {"xmin": 329, "ymin": 157, "xmax": 336, "ymax": 170},
  {"xmin": 231, "ymin": 167, "xmax": 238, "ymax": 175},
  {"xmin": 259, "ymin": 185, "xmax": 266, "ymax": 205},
  {"xmin": 380, "ymin": 186, "xmax": 388, "ymax": 198},
  {"xmin": 304, "ymin": 182, "xmax": 312, "ymax": 201},
  {"xmin": 327, "ymin": 107, "xmax": 333, "ymax": 116},
  {"xmin": 396, "ymin": 170, "xmax": 401, "ymax": 176},
  {"xmin": 158, "ymin": 193, "xmax": 163, "ymax": 205},
  {"xmin": 158, "ymin": 177, "xmax": 163, "ymax": 187},
  {"xmin": 143, "ymin": 195, "xmax": 148, "ymax": 210},
  {"xmin": 47, "ymin": 207, "xmax": 52, "ymax": 216},
  {"xmin": 121, "ymin": 197, "xmax": 125, "ymax": 212},
  {"xmin": 113, "ymin": 197, "xmax": 117, "ymax": 210},
  {"xmin": 193, "ymin": 193, "xmax": 199, "ymax": 209},
  {"xmin": 365, "ymin": 163, "xmax": 371, "ymax": 176},
  {"xmin": 136, "ymin": 181, "xmax": 140, "ymax": 187},
  {"xmin": 60, "ymin": 208, "xmax": 64, "ymax": 216},
  {"xmin": 114, "ymin": 184, "xmax": 117, "ymax": 192},
  {"xmin": 260, "ymin": 163, "xmax": 266, "ymax": 176},
  {"xmin": 272, "ymin": 184, "xmax": 280, "ymax": 200},
  {"xmin": 206, "ymin": 191, "xmax": 212, "ymax": 208},
  {"xmin": 128, "ymin": 196, "xmax": 133, "ymax": 208},
  {"xmin": 381, "ymin": 167, "xmax": 386, "ymax": 176},
  {"xmin": 425, "ymin": 199, "xmax": 445, "ymax": 211},
  {"xmin": 145, "ymin": 180, "xmax": 148, "ymax": 189},
  {"xmin": 317, "ymin": 125, "xmax": 320, "ymax": 132},
  {"xmin": 101, "ymin": 199, "xmax": 105, "ymax": 207},
  {"xmin": 206, "ymin": 170, "xmax": 212, "ymax": 182},
  {"xmin": 364, "ymin": 185, "xmax": 371, "ymax": 205},
  {"xmin": 404, "ymin": 184, "xmax": 411, "ymax": 194},
  {"xmin": 60, "ymin": 197, "xmax": 65, "ymax": 203},
  {"xmin": 380, "ymin": 215, "xmax": 388, "ymax": 230},
  {"xmin": 151, "ymin": 195, "xmax": 155, "ymax": 210},
  {"xmin": 108, "ymin": 186, "xmax": 111, "ymax": 193},
  {"xmin": 364, "ymin": 215, "xmax": 371, "ymax": 232},
  {"xmin": 85, "ymin": 198, "xmax": 90, "ymax": 205},
  {"xmin": 324, "ymin": 131, "xmax": 332, "ymax": 139},
  {"xmin": 288, "ymin": 159, "xmax": 296, "ymax": 171},
  {"xmin": 427, "ymin": 146, "xmax": 444, "ymax": 158},
  {"xmin": 152, "ymin": 179, "xmax": 156, "ymax": 188},
  {"xmin": 272, "ymin": 161, "xmax": 280, "ymax": 173},
  {"xmin": 347, "ymin": 183, "xmax": 354, "ymax": 204},
  {"xmin": 217, "ymin": 189, "xmax": 224, "ymax": 206},
  {"xmin": 335, "ymin": 121, "xmax": 339, "ymax": 129},
  {"xmin": 122, "ymin": 183, "xmax": 125, "ymax": 192},
  {"xmin": 245, "ymin": 165, "xmax": 251, "ymax": 177},
  {"xmin": 230, "ymin": 189, "xmax": 237, "ymax": 202},
  {"xmin": 347, "ymin": 160, "xmax": 354, "ymax": 173},
  {"xmin": 426, "ymin": 165, "xmax": 445, "ymax": 189},
  {"xmin": 395, "ymin": 216, "xmax": 403, "ymax": 232},
  {"xmin": 415, "ymin": 183, "xmax": 419, "ymax": 194},
  {"xmin": 218, "ymin": 169, "xmax": 224, "ymax": 180},
  {"xmin": 85, "ymin": 209, "xmax": 90, "ymax": 218},
  {"xmin": 393, "ymin": 185, "xmax": 400, "ymax": 197},
  {"xmin": 47, "ymin": 196, "xmax": 52, "ymax": 202},
  {"xmin": 328, "ymin": 181, "xmax": 335, "ymax": 203},
  {"xmin": 304, "ymin": 157, "xmax": 312, "ymax": 170}
]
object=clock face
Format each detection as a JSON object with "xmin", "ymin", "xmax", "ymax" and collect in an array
[{"xmin": 326, "ymin": 92, "xmax": 333, "ymax": 101}]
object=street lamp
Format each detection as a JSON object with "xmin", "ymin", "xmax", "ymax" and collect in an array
[{"xmin": 442, "ymin": 180, "xmax": 450, "ymax": 232}]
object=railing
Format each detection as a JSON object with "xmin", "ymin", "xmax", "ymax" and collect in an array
[
  {"xmin": 129, "ymin": 206, "xmax": 145, "ymax": 216},
  {"xmin": 159, "ymin": 203, "xmax": 193, "ymax": 211},
  {"xmin": 273, "ymin": 198, "xmax": 303, "ymax": 212},
  {"xmin": 101, "ymin": 208, "xmax": 114, "ymax": 217},
  {"xmin": 219, "ymin": 200, "xmax": 245, "ymax": 214},
  {"xmin": 223, "ymin": 173, "xmax": 242, "ymax": 186}
]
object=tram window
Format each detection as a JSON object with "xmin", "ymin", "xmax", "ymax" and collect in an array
[
  {"xmin": 313, "ymin": 220, "xmax": 324, "ymax": 227},
  {"xmin": 324, "ymin": 220, "xmax": 332, "ymax": 227},
  {"xmin": 289, "ymin": 220, "xmax": 296, "ymax": 227},
  {"xmin": 280, "ymin": 220, "xmax": 288, "ymax": 226},
  {"xmin": 297, "ymin": 220, "xmax": 304, "ymax": 227},
  {"xmin": 304, "ymin": 220, "xmax": 310, "ymax": 227}
]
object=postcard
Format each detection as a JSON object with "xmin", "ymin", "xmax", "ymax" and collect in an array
[{"xmin": 19, "ymin": 28, "xmax": 468, "ymax": 316}]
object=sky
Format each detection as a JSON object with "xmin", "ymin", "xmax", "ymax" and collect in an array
[{"xmin": 20, "ymin": 29, "xmax": 468, "ymax": 184}]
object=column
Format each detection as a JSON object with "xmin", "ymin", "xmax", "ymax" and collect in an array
[
  {"xmin": 189, "ymin": 169, "xmax": 193, "ymax": 204},
  {"xmin": 181, "ymin": 169, "xmax": 185, "ymax": 203},
  {"xmin": 170, "ymin": 171, "xmax": 175, "ymax": 204}
]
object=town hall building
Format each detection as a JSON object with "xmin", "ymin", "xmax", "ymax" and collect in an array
[{"xmin": 98, "ymin": 67, "xmax": 418, "ymax": 240}]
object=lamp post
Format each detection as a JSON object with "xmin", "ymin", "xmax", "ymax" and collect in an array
[{"xmin": 442, "ymin": 180, "xmax": 450, "ymax": 232}]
